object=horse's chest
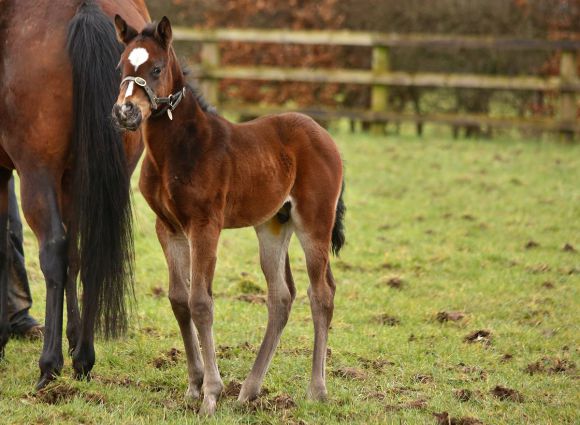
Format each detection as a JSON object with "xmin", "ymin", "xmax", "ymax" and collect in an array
[{"xmin": 140, "ymin": 168, "xmax": 186, "ymax": 232}]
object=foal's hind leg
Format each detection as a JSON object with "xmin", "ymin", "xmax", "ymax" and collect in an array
[
  {"xmin": 156, "ymin": 220, "xmax": 204, "ymax": 402},
  {"xmin": 295, "ymin": 221, "xmax": 336, "ymax": 401},
  {"xmin": 238, "ymin": 219, "xmax": 294, "ymax": 402}
]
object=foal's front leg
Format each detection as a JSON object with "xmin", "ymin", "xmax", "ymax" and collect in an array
[{"xmin": 187, "ymin": 224, "xmax": 223, "ymax": 416}]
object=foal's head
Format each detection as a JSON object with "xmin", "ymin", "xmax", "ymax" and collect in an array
[{"xmin": 112, "ymin": 16, "xmax": 181, "ymax": 131}]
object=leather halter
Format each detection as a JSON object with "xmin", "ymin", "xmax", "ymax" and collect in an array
[{"xmin": 121, "ymin": 76, "xmax": 185, "ymax": 119}]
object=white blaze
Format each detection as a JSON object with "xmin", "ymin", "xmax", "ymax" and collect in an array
[
  {"xmin": 128, "ymin": 47, "xmax": 149, "ymax": 71},
  {"xmin": 124, "ymin": 81, "xmax": 134, "ymax": 100}
]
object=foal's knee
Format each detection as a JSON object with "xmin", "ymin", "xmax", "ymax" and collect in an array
[{"xmin": 188, "ymin": 290, "xmax": 213, "ymax": 326}]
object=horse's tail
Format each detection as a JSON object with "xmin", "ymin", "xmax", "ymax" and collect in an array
[
  {"xmin": 331, "ymin": 179, "xmax": 346, "ymax": 256},
  {"xmin": 66, "ymin": 1, "xmax": 134, "ymax": 338}
]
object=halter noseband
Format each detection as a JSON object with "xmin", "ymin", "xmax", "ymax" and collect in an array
[{"xmin": 121, "ymin": 76, "xmax": 185, "ymax": 120}]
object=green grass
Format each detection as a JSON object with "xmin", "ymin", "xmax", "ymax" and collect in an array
[{"xmin": 0, "ymin": 130, "xmax": 578, "ymax": 424}]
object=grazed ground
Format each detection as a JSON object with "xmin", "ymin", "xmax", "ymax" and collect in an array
[{"xmin": 0, "ymin": 129, "xmax": 578, "ymax": 424}]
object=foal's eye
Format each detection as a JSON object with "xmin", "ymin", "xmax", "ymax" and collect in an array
[{"xmin": 151, "ymin": 66, "xmax": 162, "ymax": 77}]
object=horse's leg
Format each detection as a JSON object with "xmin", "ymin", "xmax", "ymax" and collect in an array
[
  {"xmin": 238, "ymin": 219, "xmax": 294, "ymax": 402},
  {"xmin": 156, "ymin": 220, "xmax": 204, "ymax": 403},
  {"xmin": 187, "ymin": 224, "xmax": 223, "ymax": 416},
  {"xmin": 20, "ymin": 173, "xmax": 68, "ymax": 388},
  {"xmin": 64, "ymin": 243, "xmax": 81, "ymax": 355},
  {"xmin": 295, "ymin": 220, "xmax": 335, "ymax": 401},
  {"xmin": 0, "ymin": 169, "xmax": 12, "ymax": 360}
]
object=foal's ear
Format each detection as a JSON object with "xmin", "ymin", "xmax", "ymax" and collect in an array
[
  {"xmin": 155, "ymin": 16, "xmax": 173, "ymax": 48},
  {"xmin": 114, "ymin": 14, "xmax": 138, "ymax": 44}
]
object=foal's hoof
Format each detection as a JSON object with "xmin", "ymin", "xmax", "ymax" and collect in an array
[
  {"xmin": 237, "ymin": 380, "xmax": 260, "ymax": 403},
  {"xmin": 185, "ymin": 384, "xmax": 202, "ymax": 403},
  {"xmin": 199, "ymin": 396, "xmax": 217, "ymax": 416},
  {"xmin": 307, "ymin": 383, "xmax": 328, "ymax": 401}
]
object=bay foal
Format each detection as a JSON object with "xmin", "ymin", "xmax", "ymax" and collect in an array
[{"xmin": 112, "ymin": 16, "xmax": 345, "ymax": 415}]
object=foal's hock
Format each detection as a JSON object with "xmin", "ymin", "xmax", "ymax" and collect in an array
[{"xmin": 113, "ymin": 15, "xmax": 345, "ymax": 416}]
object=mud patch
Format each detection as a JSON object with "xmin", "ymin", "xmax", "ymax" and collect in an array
[
  {"xmin": 376, "ymin": 313, "xmax": 401, "ymax": 326},
  {"xmin": 525, "ymin": 357, "xmax": 576, "ymax": 375},
  {"xmin": 491, "ymin": 385, "xmax": 524, "ymax": 402},
  {"xmin": 236, "ymin": 294, "xmax": 267, "ymax": 304},
  {"xmin": 152, "ymin": 347, "xmax": 181, "ymax": 369},
  {"xmin": 237, "ymin": 277, "xmax": 265, "ymax": 294},
  {"xmin": 436, "ymin": 311, "xmax": 465, "ymax": 323},
  {"xmin": 34, "ymin": 382, "xmax": 106, "ymax": 405},
  {"xmin": 453, "ymin": 388, "xmax": 473, "ymax": 402},
  {"xmin": 433, "ymin": 412, "xmax": 483, "ymax": 425},
  {"xmin": 150, "ymin": 286, "xmax": 165, "ymax": 299},
  {"xmin": 385, "ymin": 398, "xmax": 427, "ymax": 411},
  {"xmin": 243, "ymin": 394, "xmax": 296, "ymax": 413},
  {"xmin": 541, "ymin": 281, "xmax": 555, "ymax": 289},
  {"xmin": 358, "ymin": 357, "xmax": 394, "ymax": 372},
  {"xmin": 223, "ymin": 380, "xmax": 242, "ymax": 397},
  {"xmin": 384, "ymin": 276, "xmax": 404, "ymax": 289},
  {"xmin": 331, "ymin": 366, "xmax": 367, "ymax": 380},
  {"xmin": 562, "ymin": 243, "xmax": 576, "ymax": 253},
  {"xmin": 501, "ymin": 353, "xmax": 514, "ymax": 362},
  {"xmin": 464, "ymin": 330, "xmax": 492, "ymax": 346},
  {"xmin": 414, "ymin": 373, "xmax": 433, "ymax": 384},
  {"xmin": 524, "ymin": 240, "xmax": 539, "ymax": 249}
]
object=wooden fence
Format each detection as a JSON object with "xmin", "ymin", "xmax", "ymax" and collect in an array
[{"xmin": 173, "ymin": 27, "xmax": 580, "ymax": 137}]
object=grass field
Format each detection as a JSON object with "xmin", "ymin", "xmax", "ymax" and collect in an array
[{"xmin": 0, "ymin": 130, "xmax": 578, "ymax": 424}]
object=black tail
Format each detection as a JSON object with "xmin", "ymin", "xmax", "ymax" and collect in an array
[
  {"xmin": 331, "ymin": 180, "xmax": 346, "ymax": 256},
  {"xmin": 66, "ymin": 1, "xmax": 134, "ymax": 338}
]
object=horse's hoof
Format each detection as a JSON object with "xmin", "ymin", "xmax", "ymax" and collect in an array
[
  {"xmin": 35, "ymin": 372, "xmax": 58, "ymax": 390},
  {"xmin": 237, "ymin": 380, "xmax": 260, "ymax": 403},
  {"xmin": 73, "ymin": 370, "xmax": 92, "ymax": 382},
  {"xmin": 199, "ymin": 396, "xmax": 217, "ymax": 416}
]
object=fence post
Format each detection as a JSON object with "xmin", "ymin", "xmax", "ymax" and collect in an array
[
  {"xmin": 558, "ymin": 50, "xmax": 578, "ymax": 141},
  {"xmin": 200, "ymin": 42, "xmax": 220, "ymax": 108},
  {"xmin": 371, "ymin": 45, "xmax": 390, "ymax": 135}
]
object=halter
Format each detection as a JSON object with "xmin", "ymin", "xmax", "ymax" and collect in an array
[{"xmin": 121, "ymin": 76, "xmax": 185, "ymax": 120}]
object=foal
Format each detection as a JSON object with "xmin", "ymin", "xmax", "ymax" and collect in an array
[{"xmin": 113, "ymin": 16, "xmax": 345, "ymax": 415}]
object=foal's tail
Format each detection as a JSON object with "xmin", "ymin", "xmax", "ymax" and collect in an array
[
  {"xmin": 331, "ymin": 180, "xmax": 346, "ymax": 256},
  {"xmin": 66, "ymin": 1, "xmax": 134, "ymax": 338}
]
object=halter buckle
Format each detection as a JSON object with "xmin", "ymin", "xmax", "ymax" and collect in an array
[{"xmin": 134, "ymin": 77, "xmax": 147, "ymax": 87}]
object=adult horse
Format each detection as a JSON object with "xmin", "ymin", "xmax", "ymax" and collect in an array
[
  {"xmin": 0, "ymin": 0, "xmax": 149, "ymax": 388},
  {"xmin": 112, "ymin": 16, "xmax": 346, "ymax": 415}
]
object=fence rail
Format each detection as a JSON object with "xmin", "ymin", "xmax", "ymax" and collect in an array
[{"xmin": 174, "ymin": 27, "xmax": 580, "ymax": 137}]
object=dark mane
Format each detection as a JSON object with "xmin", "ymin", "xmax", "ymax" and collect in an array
[{"xmin": 182, "ymin": 66, "xmax": 217, "ymax": 115}]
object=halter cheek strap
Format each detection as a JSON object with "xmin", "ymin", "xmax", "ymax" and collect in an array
[{"xmin": 121, "ymin": 76, "xmax": 185, "ymax": 120}]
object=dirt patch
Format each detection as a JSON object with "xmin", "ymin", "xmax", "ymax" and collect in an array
[
  {"xmin": 331, "ymin": 366, "xmax": 367, "ymax": 380},
  {"xmin": 150, "ymin": 286, "xmax": 165, "ymax": 298},
  {"xmin": 223, "ymin": 380, "xmax": 242, "ymax": 397},
  {"xmin": 152, "ymin": 347, "xmax": 181, "ymax": 369},
  {"xmin": 562, "ymin": 243, "xmax": 576, "ymax": 253},
  {"xmin": 236, "ymin": 294, "xmax": 267, "ymax": 304},
  {"xmin": 414, "ymin": 373, "xmax": 433, "ymax": 384},
  {"xmin": 385, "ymin": 398, "xmax": 427, "ymax": 411},
  {"xmin": 243, "ymin": 394, "xmax": 296, "ymax": 413},
  {"xmin": 491, "ymin": 385, "xmax": 524, "ymax": 402},
  {"xmin": 456, "ymin": 364, "xmax": 487, "ymax": 382},
  {"xmin": 464, "ymin": 330, "xmax": 492, "ymax": 346},
  {"xmin": 237, "ymin": 277, "xmax": 265, "ymax": 294},
  {"xmin": 376, "ymin": 313, "xmax": 400, "ymax": 326},
  {"xmin": 527, "ymin": 264, "xmax": 551, "ymax": 273},
  {"xmin": 501, "ymin": 353, "xmax": 514, "ymax": 362},
  {"xmin": 524, "ymin": 240, "xmax": 540, "ymax": 249},
  {"xmin": 34, "ymin": 382, "xmax": 106, "ymax": 406},
  {"xmin": 453, "ymin": 388, "xmax": 473, "ymax": 402},
  {"xmin": 525, "ymin": 357, "xmax": 576, "ymax": 375},
  {"xmin": 461, "ymin": 214, "xmax": 476, "ymax": 221},
  {"xmin": 541, "ymin": 281, "xmax": 555, "ymax": 289},
  {"xmin": 384, "ymin": 276, "xmax": 404, "ymax": 289},
  {"xmin": 436, "ymin": 311, "xmax": 465, "ymax": 323},
  {"xmin": 358, "ymin": 357, "xmax": 394, "ymax": 372},
  {"xmin": 433, "ymin": 412, "xmax": 483, "ymax": 425}
]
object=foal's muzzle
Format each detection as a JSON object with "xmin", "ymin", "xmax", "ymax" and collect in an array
[{"xmin": 112, "ymin": 102, "xmax": 142, "ymax": 131}]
